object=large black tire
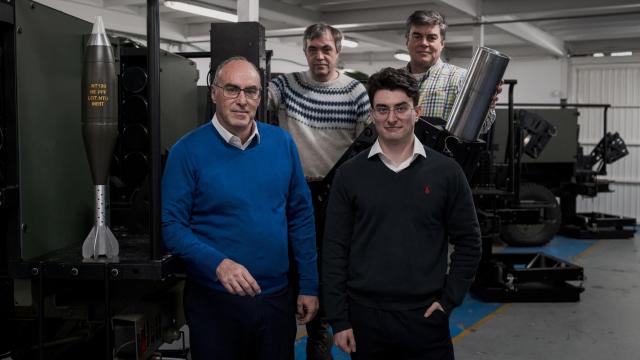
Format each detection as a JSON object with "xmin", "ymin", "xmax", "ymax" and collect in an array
[{"xmin": 500, "ymin": 182, "xmax": 561, "ymax": 247}]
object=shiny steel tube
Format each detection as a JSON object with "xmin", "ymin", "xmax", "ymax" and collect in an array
[
  {"xmin": 445, "ymin": 47, "xmax": 510, "ymax": 141},
  {"xmin": 95, "ymin": 185, "xmax": 106, "ymax": 227}
]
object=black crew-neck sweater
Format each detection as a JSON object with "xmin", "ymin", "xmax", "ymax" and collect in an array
[{"xmin": 322, "ymin": 145, "xmax": 481, "ymax": 333}]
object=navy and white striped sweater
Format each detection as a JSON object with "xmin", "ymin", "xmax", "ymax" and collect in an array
[{"xmin": 268, "ymin": 71, "xmax": 370, "ymax": 179}]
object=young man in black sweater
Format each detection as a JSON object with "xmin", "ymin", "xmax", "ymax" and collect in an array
[{"xmin": 322, "ymin": 67, "xmax": 481, "ymax": 359}]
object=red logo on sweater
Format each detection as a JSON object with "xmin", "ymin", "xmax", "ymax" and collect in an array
[{"xmin": 424, "ymin": 185, "xmax": 431, "ymax": 194}]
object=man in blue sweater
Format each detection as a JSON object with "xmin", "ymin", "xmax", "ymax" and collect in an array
[
  {"xmin": 322, "ymin": 68, "xmax": 481, "ymax": 359},
  {"xmin": 162, "ymin": 57, "xmax": 319, "ymax": 359},
  {"xmin": 268, "ymin": 23, "xmax": 370, "ymax": 180}
]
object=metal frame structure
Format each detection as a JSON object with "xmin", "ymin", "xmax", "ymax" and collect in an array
[
  {"xmin": 496, "ymin": 102, "xmax": 636, "ymax": 239},
  {"xmin": 472, "ymin": 252, "xmax": 585, "ymax": 302},
  {"xmin": 470, "ymin": 80, "xmax": 585, "ymax": 302},
  {"xmin": 147, "ymin": 0, "xmax": 162, "ymax": 262}
]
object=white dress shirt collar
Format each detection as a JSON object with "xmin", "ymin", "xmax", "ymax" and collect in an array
[
  {"xmin": 211, "ymin": 113, "xmax": 260, "ymax": 150},
  {"xmin": 368, "ymin": 135, "xmax": 426, "ymax": 173}
]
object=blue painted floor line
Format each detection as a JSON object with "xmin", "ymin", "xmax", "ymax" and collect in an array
[
  {"xmin": 294, "ymin": 236, "xmax": 599, "ymax": 359},
  {"xmin": 499, "ymin": 235, "xmax": 597, "ymax": 258},
  {"xmin": 449, "ymin": 294, "xmax": 503, "ymax": 338}
]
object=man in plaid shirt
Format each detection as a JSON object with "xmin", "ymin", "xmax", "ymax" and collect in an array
[{"xmin": 404, "ymin": 10, "xmax": 498, "ymax": 134}]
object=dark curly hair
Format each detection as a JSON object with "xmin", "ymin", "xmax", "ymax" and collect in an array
[{"xmin": 367, "ymin": 67, "xmax": 420, "ymax": 106}]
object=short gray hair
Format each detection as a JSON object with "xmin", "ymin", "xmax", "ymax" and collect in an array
[
  {"xmin": 302, "ymin": 23, "xmax": 343, "ymax": 52},
  {"xmin": 212, "ymin": 56, "xmax": 261, "ymax": 86}
]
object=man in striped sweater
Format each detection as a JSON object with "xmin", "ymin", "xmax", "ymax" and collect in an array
[
  {"xmin": 268, "ymin": 23, "xmax": 370, "ymax": 360},
  {"xmin": 268, "ymin": 24, "xmax": 370, "ymax": 180}
]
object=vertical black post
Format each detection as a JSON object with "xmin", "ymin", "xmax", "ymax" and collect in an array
[
  {"xmin": 104, "ymin": 265, "xmax": 111, "ymax": 360},
  {"xmin": 601, "ymin": 105, "xmax": 609, "ymax": 175},
  {"xmin": 147, "ymin": 0, "xmax": 162, "ymax": 260},
  {"xmin": 37, "ymin": 264, "xmax": 43, "ymax": 360},
  {"xmin": 1, "ymin": 0, "xmax": 21, "ymax": 269},
  {"xmin": 514, "ymin": 111, "xmax": 522, "ymax": 203},
  {"xmin": 507, "ymin": 80, "xmax": 516, "ymax": 195}
]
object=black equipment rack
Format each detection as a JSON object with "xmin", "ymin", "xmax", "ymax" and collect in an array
[
  {"xmin": 9, "ymin": 238, "xmax": 180, "ymax": 282},
  {"xmin": 495, "ymin": 101, "xmax": 636, "ymax": 239},
  {"xmin": 1, "ymin": 1, "xmax": 187, "ymax": 359},
  {"xmin": 471, "ymin": 80, "xmax": 585, "ymax": 302},
  {"xmin": 8, "ymin": 237, "xmax": 184, "ymax": 360}
]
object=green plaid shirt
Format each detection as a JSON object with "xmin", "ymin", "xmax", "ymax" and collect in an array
[{"xmin": 409, "ymin": 60, "xmax": 495, "ymax": 133}]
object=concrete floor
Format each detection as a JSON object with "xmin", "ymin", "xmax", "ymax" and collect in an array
[
  {"xmin": 163, "ymin": 232, "xmax": 640, "ymax": 360},
  {"xmin": 454, "ymin": 234, "xmax": 640, "ymax": 360}
]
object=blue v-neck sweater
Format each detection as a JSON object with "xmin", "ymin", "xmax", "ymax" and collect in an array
[{"xmin": 161, "ymin": 121, "xmax": 318, "ymax": 295}]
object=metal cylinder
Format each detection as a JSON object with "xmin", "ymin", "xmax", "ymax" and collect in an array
[
  {"xmin": 445, "ymin": 47, "xmax": 510, "ymax": 141},
  {"xmin": 95, "ymin": 185, "xmax": 106, "ymax": 226},
  {"xmin": 81, "ymin": 16, "xmax": 118, "ymax": 186}
]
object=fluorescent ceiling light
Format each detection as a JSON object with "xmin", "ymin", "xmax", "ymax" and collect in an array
[
  {"xmin": 611, "ymin": 51, "xmax": 632, "ymax": 57},
  {"xmin": 334, "ymin": 24, "xmax": 360, "ymax": 30},
  {"xmin": 394, "ymin": 52, "xmax": 410, "ymax": 62},
  {"xmin": 164, "ymin": 1, "xmax": 237, "ymax": 22},
  {"xmin": 342, "ymin": 38, "xmax": 359, "ymax": 48},
  {"xmin": 592, "ymin": 52, "xmax": 604, "ymax": 58}
]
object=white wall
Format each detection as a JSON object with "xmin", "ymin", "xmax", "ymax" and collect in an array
[
  {"xmin": 191, "ymin": 58, "xmax": 210, "ymax": 86},
  {"xmin": 498, "ymin": 57, "xmax": 568, "ymax": 104},
  {"xmin": 267, "ymin": 39, "xmax": 308, "ymax": 74},
  {"xmin": 569, "ymin": 54, "xmax": 640, "ymax": 221},
  {"xmin": 448, "ymin": 56, "xmax": 568, "ymax": 104},
  {"xmin": 339, "ymin": 60, "xmax": 407, "ymax": 77}
]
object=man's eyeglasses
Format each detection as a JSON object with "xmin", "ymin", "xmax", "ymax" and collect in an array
[
  {"xmin": 371, "ymin": 103, "xmax": 414, "ymax": 120},
  {"xmin": 214, "ymin": 84, "xmax": 261, "ymax": 100}
]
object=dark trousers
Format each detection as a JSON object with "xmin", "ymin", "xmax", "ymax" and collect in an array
[
  {"xmin": 302, "ymin": 180, "xmax": 331, "ymax": 340},
  {"xmin": 184, "ymin": 281, "xmax": 296, "ymax": 360},
  {"xmin": 349, "ymin": 302, "xmax": 454, "ymax": 360}
]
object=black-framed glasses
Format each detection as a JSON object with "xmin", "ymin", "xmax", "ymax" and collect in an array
[
  {"xmin": 371, "ymin": 103, "xmax": 414, "ymax": 120},
  {"xmin": 214, "ymin": 84, "xmax": 261, "ymax": 100}
]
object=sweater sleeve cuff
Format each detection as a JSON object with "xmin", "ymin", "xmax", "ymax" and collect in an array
[
  {"xmin": 298, "ymin": 279, "xmax": 319, "ymax": 296},
  {"xmin": 439, "ymin": 298, "xmax": 456, "ymax": 314},
  {"xmin": 193, "ymin": 246, "xmax": 227, "ymax": 282},
  {"xmin": 330, "ymin": 321, "xmax": 352, "ymax": 334}
]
